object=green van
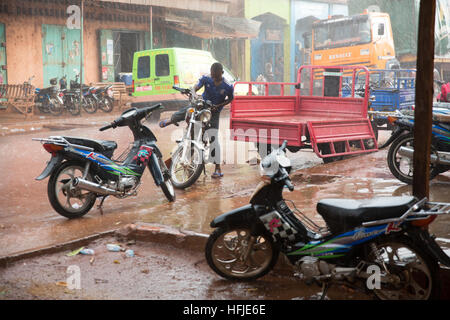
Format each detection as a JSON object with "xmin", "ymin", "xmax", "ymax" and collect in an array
[{"xmin": 132, "ymin": 47, "xmax": 238, "ymax": 98}]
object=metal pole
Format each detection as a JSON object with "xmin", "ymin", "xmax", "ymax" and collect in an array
[
  {"xmin": 80, "ymin": 0, "xmax": 84, "ymax": 112},
  {"xmin": 150, "ymin": 6, "xmax": 153, "ymax": 50}
]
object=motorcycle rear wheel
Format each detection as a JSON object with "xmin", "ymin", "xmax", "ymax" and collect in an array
[
  {"xmin": 387, "ymin": 133, "xmax": 440, "ymax": 184},
  {"xmin": 48, "ymin": 161, "xmax": 96, "ymax": 219},
  {"xmin": 205, "ymin": 225, "xmax": 279, "ymax": 281},
  {"xmin": 366, "ymin": 236, "xmax": 440, "ymax": 300}
]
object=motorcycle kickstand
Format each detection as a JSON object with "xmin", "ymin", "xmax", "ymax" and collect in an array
[
  {"xmin": 97, "ymin": 195, "xmax": 109, "ymax": 215},
  {"xmin": 320, "ymin": 282, "xmax": 331, "ymax": 300}
]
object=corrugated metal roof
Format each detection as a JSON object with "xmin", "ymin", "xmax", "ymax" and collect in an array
[{"xmin": 96, "ymin": 0, "xmax": 230, "ymax": 14}]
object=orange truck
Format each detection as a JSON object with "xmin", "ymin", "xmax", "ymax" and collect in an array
[{"xmin": 310, "ymin": 11, "xmax": 400, "ymax": 70}]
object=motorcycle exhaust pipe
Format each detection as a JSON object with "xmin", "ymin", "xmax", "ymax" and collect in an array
[
  {"xmin": 72, "ymin": 177, "xmax": 121, "ymax": 196},
  {"xmin": 398, "ymin": 146, "xmax": 450, "ymax": 166}
]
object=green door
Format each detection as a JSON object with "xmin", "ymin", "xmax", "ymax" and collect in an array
[
  {"xmin": 0, "ymin": 23, "xmax": 7, "ymax": 84},
  {"xmin": 42, "ymin": 25, "xmax": 81, "ymax": 87},
  {"xmin": 99, "ymin": 30, "xmax": 114, "ymax": 82}
]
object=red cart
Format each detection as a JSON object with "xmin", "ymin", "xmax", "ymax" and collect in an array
[{"xmin": 230, "ymin": 65, "xmax": 378, "ymax": 162}]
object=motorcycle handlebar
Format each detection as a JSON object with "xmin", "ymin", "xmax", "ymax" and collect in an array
[
  {"xmin": 172, "ymin": 86, "xmax": 190, "ymax": 95},
  {"xmin": 99, "ymin": 123, "xmax": 114, "ymax": 131},
  {"xmin": 285, "ymin": 179, "xmax": 294, "ymax": 192},
  {"xmin": 280, "ymin": 140, "xmax": 288, "ymax": 152}
]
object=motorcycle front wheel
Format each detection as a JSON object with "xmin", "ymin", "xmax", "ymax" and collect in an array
[
  {"xmin": 158, "ymin": 156, "xmax": 176, "ymax": 202},
  {"xmin": 366, "ymin": 236, "xmax": 440, "ymax": 300},
  {"xmin": 98, "ymin": 96, "xmax": 114, "ymax": 113},
  {"xmin": 48, "ymin": 98, "xmax": 63, "ymax": 116},
  {"xmin": 65, "ymin": 97, "xmax": 81, "ymax": 116},
  {"xmin": 205, "ymin": 225, "xmax": 279, "ymax": 281},
  {"xmin": 169, "ymin": 143, "xmax": 204, "ymax": 189},
  {"xmin": 82, "ymin": 96, "xmax": 98, "ymax": 114},
  {"xmin": 47, "ymin": 161, "xmax": 97, "ymax": 219},
  {"xmin": 387, "ymin": 133, "xmax": 440, "ymax": 184}
]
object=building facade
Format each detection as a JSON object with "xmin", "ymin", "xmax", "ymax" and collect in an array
[{"xmin": 0, "ymin": 0, "xmax": 256, "ymax": 89}]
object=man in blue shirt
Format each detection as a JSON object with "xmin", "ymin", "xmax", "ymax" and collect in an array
[{"xmin": 159, "ymin": 62, "xmax": 234, "ymax": 178}]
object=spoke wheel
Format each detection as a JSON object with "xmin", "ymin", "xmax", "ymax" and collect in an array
[
  {"xmin": 205, "ymin": 226, "xmax": 279, "ymax": 280},
  {"xmin": 387, "ymin": 133, "xmax": 440, "ymax": 184},
  {"xmin": 367, "ymin": 237, "xmax": 439, "ymax": 300},
  {"xmin": 169, "ymin": 144, "xmax": 204, "ymax": 189}
]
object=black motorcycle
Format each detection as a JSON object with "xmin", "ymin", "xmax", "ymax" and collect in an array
[
  {"xmin": 379, "ymin": 108, "xmax": 450, "ymax": 184},
  {"xmin": 92, "ymin": 85, "xmax": 114, "ymax": 113},
  {"xmin": 33, "ymin": 103, "xmax": 175, "ymax": 219},
  {"xmin": 34, "ymin": 77, "xmax": 64, "ymax": 115},
  {"xmin": 205, "ymin": 140, "xmax": 450, "ymax": 300},
  {"xmin": 59, "ymin": 75, "xmax": 81, "ymax": 116}
]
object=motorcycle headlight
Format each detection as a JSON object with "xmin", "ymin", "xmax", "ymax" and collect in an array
[{"xmin": 199, "ymin": 109, "xmax": 212, "ymax": 123}]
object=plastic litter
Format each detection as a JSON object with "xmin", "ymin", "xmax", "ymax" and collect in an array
[
  {"xmin": 125, "ymin": 249, "xmax": 135, "ymax": 257},
  {"xmin": 80, "ymin": 248, "xmax": 95, "ymax": 255},
  {"xmin": 106, "ymin": 244, "xmax": 122, "ymax": 252}
]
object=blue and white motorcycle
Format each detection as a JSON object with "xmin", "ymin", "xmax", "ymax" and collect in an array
[
  {"xmin": 205, "ymin": 140, "xmax": 450, "ymax": 300},
  {"xmin": 33, "ymin": 104, "xmax": 175, "ymax": 219}
]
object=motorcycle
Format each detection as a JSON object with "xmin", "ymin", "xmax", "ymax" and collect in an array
[
  {"xmin": 167, "ymin": 86, "xmax": 215, "ymax": 189},
  {"xmin": 33, "ymin": 77, "xmax": 64, "ymax": 115},
  {"xmin": 59, "ymin": 75, "xmax": 81, "ymax": 116},
  {"xmin": 92, "ymin": 85, "xmax": 114, "ymax": 113},
  {"xmin": 379, "ymin": 107, "xmax": 450, "ymax": 184},
  {"xmin": 33, "ymin": 103, "xmax": 175, "ymax": 219},
  {"xmin": 69, "ymin": 73, "xmax": 97, "ymax": 114},
  {"xmin": 205, "ymin": 140, "xmax": 450, "ymax": 300}
]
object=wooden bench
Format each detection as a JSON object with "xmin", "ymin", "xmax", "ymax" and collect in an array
[
  {"xmin": 90, "ymin": 82, "xmax": 130, "ymax": 110},
  {"xmin": 0, "ymin": 84, "xmax": 35, "ymax": 117}
]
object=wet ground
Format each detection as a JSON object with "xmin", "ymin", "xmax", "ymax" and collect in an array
[
  {"xmin": 0, "ymin": 236, "xmax": 370, "ymax": 300},
  {"xmin": 0, "ymin": 111, "xmax": 323, "ymax": 257},
  {"xmin": 0, "ymin": 110, "xmax": 449, "ymax": 300}
]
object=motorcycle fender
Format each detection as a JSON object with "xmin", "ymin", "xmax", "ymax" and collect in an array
[
  {"xmin": 35, "ymin": 154, "xmax": 63, "ymax": 180},
  {"xmin": 378, "ymin": 127, "xmax": 404, "ymax": 149},
  {"xmin": 210, "ymin": 204, "xmax": 257, "ymax": 228},
  {"xmin": 416, "ymin": 229, "xmax": 450, "ymax": 267},
  {"xmin": 147, "ymin": 153, "xmax": 164, "ymax": 186}
]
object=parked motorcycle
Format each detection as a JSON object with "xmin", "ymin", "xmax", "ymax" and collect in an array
[
  {"xmin": 59, "ymin": 75, "xmax": 81, "ymax": 116},
  {"xmin": 167, "ymin": 86, "xmax": 215, "ymax": 189},
  {"xmin": 33, "ymin": 77, "xmax": 64, "ymax": 115},
  {"xmin": 33, "ymin": 103, "xmax": 175, "ymax": 219},
  {"xmin": 379, "ymin": 108, "xmax": 450, "ymax": 184},
  {"xmin": 69, "ymin": 73, "xmax": 97, "ymax": 114},
  {"xmin": 205, "ymin": 140, "xmax": 450, "ymax": 300},
  {"xmin": 92, "ymin": 85, "xmax": 114, "ymax": 113}
]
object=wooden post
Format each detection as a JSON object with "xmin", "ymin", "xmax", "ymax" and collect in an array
[{"xmin": 413, "ymin": 0, "xmax": 436, "ymax": 199}]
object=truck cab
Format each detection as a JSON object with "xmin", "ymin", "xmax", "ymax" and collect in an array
[{"xmin": 311, "ymin": 11, "xmax": 399, "ymax": 70}]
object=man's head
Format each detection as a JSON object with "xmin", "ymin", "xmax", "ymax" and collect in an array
[{"xmin": 211, "ymin": 62, "xmax": 224, "ymax": 81}]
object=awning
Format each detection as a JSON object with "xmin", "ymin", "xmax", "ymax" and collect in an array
[
  {"xmin": 165, "ymin": 13, "xmax": 261, "ymax": 39},
  {"xmin": 97, "ymin": 0, "xmax": 230, "ymax": 14}
]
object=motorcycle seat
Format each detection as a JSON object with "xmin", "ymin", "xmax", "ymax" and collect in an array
[
  {"xmin": 63, "ymin": 136, "xmax": 117, "ymax": 156},
  {"xmin": 316, "ymin": 196, "xmax": 416, "ymax": 235}
]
